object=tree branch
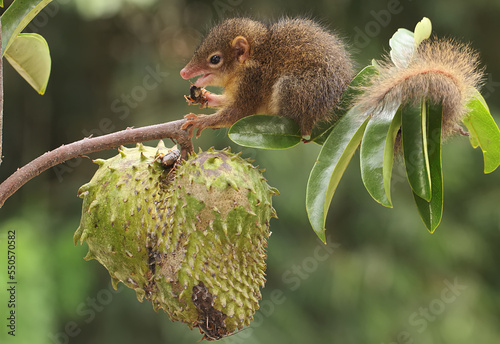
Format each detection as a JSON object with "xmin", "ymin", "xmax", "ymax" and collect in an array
[{"xmin": 0, "ymin": 119, "xmax": 193, "ymax": 208}]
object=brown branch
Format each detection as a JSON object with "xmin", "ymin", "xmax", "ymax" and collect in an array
[{"xmin": 0, "ymin": 119, "xmax": 193, "ymax": 208}]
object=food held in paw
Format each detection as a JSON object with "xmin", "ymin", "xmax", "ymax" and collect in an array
[{"xmin": 184, "ymin": 85, "xmax": 209, "ymax": 108}]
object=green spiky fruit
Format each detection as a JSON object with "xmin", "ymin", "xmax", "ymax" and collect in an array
[
  {"xmin": 151, "ymin": 148, "xmax": 278, "ymax": 339},
  {"xmin": 74, "ymin": 143, "xmax": 278, "ymax": 340},
  {"xmin": 74, "ymin": 141, "xmax": 174, "ymax": 301}
]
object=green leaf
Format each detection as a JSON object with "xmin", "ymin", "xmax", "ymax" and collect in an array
[
  {"xmin": 413, "ymin": 102, "xmax": 443, "ymax": 232},
  {"xmin": 360, "ymin": 102, "xmax": 401, "ymax": 207},
  {"xmin": 1, "ymin": 0, "xmax": 53, "ymax": 55},
  {"xmin": 465, "ymin": 90, "xmax": 487, "ymax": 149},
  {"xmin": 472, "ymin": 88, "xmax": 490, "ymax": 111},
  {"xmin": 389, "ymin": 28, "xmax": 415, "ymax": 69},
  {"xmin": 414, "ymin": 17, "xmax": 432, "ymax": 47},
  {"xmin": 310, "ymin": 65, "xmax": 378, "ymax": 144},
  {"xmin": 402, "ymin": 98, "xmax": 431, "ymax": 201},
  {"xmin": 306, "ymin": 105, "xmax": 371, "ymax": 243},
  {"xmin": 463, "ymin": 92, "xmax": 500, "ymax": 173},
  {"xmin": 467, "ymin": 122, "xmax": 480, "ymax": 149},
  {"xmin": 228, "ymin": 115, "xmax": 302, "ymax": 150},
  {"xmin": 4, "ymin": 33, "xmax": 51, "ymax": 94},
  {"xmin": 337, "ymin": 65, "xmax": 379, "ymax": 108},
  {"xmin": 383, "ymin": 109, "xmax": 402, "ymax": 206}
]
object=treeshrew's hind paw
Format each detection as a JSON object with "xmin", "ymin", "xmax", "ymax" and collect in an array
[{"xmin": 181, "ymin": 113, "xmax": 207, "ymax": 138}]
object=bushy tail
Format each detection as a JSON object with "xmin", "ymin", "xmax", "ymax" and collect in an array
[{"xmin": 355, "ymin": 38, "xmax": 484, "ymax": 138}]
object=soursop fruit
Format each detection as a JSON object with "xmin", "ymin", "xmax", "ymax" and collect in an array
[
  {"xmin": 74, "ymin": 142, "xmax": 278, "ymax": 340},
  {"xmin": 73, "ymin": 142, "xmax": 174, "ymax": 301}
]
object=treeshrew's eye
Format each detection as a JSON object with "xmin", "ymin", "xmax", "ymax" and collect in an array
[{"xmin": 209, "ymin": 55, "xmax": 221, "ymax": 65}]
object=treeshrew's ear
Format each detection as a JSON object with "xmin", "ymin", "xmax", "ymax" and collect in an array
[{"xmin": 232, "ymin": 36, "xmax": 250, "ymax": 63}]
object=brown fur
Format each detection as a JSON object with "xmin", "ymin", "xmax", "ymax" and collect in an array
[
  {"xmin": 181, "ymin": 18, "xmax": 354, "ymax": 137},
  {"xmin": 355, "ymin": 38, "xmax": 484, "ymax": 138}
]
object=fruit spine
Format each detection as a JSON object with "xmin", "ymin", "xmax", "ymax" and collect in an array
[{"xmin": 74, "ymin": 142, "xmax": 277, "ymax": 340}]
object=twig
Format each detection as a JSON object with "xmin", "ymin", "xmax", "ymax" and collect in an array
[{"xmin": 0, "ymin": 119, "xmax": 193, "ymax": 208}]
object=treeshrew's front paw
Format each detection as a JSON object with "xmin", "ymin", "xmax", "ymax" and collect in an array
[{"xmin": 204, "ymin": 93, "xmax": 226, "ymax": 108}]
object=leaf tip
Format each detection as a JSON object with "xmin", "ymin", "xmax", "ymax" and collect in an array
[
  {"xmin": 382, "ymin": 200, "xmax": 394, "ymax": 208},
  {"xmin": 317, "ymin": 230, "xmax": 327, "ymax": 244},
  {"xmin": 484, "ymin": 163, "xmax": 500, "ymax": 174}
]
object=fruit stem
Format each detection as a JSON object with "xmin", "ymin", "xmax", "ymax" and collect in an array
[{"xmin": 0, "ymin": 119, "xmax": 194, "ymax": 208}]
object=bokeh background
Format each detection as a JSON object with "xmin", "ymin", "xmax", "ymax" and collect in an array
[{"xmin": 1, "ymin": 0, "xmax": 500, "ymax": 343}]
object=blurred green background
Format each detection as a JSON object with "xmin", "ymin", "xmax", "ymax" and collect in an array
[{"xmin": 1, "ymin": 0, "xmax": 500, "ymax": 343}]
